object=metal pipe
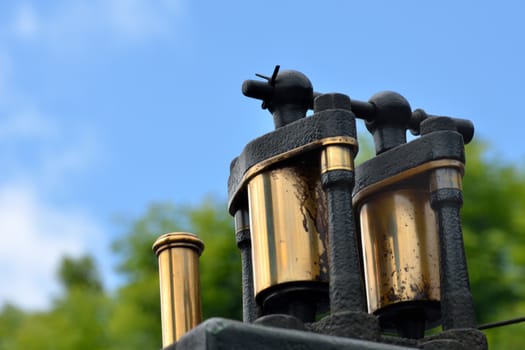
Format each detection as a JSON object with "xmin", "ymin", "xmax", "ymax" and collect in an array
[
  {"xmin": 422, "ymin": 118, "xmax": 477, "ymax": 330},
  {"xmin": 153, "ymin": 232, "xmax": 204, "ymax": 347},
  {"xmin": 234, "ymin": 209, "xmax": 260, "ymax": 323},
  {"xmin": 315, "ymin": 94, "xmax": 365, "ymax": 314},
  {"xmin": 430, "ymin": 184, "xmax": 477, "ymax": 330}
]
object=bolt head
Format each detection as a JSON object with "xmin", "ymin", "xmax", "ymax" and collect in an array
[{"xmin": 314, "ymin": 93, "xmax": 352, "ymax": 112}]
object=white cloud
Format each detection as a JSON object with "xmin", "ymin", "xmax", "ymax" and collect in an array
[
  {"xmin": 11, "ymin": 3, "xmax": 39, "ymax": 39},
  {"xmin": 0, "ymin": 110, "xmax": 57, "ymax": 141},
  {"xmin": 0, "ymin": 0, "xmax": 180, "ymax": 310},
  {"xmin": 0, "ymin": 183, "xmax": 105, "ymax": 310},
  {"xmin": 107, "ymin": 0, "xmax": 180, "ymax": 40},
  {"xmin": 0, "ymin": 110, "xmax": 107, "ymax": 310},
  {"xmin": 40, "ymin": 125, "xmax": 101, "ymax": 190},
  {"xmin": 9, "ymin": 0, "xmax": 183, "ymax": 49},
  {"xmin": 0, "ymin": 50, "xmax": 11, "ymax": 104},
  {"xmin": 0, "ymin": 110, "xmax": 100, "ymax": 188}
]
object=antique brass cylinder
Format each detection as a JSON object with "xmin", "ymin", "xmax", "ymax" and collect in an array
[
  {"xmin": 354, "ymin": 161, "xmax": 465, "ymax": 331},
  {"xmin": 153, "ymin": 232, "xmax": 204, "ymax": 347},
  {"xmin": 247, "ymin": 163, "xmax": 329, "ymax": 305},
  {"xmin": 354, "ymin": 159, "xmax": 465, "ymax": 331},
  {"xmin": 359, "ymin": 188, "xmax": 440, "ymax": 319}
]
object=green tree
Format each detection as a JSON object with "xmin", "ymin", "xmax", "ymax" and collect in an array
[
  {"xmin": 0, "ymin": 141, "xmax": 524, "ymax": 349},
  {"xmin": 59, "ymin": 255, "xmax": 103, "ymax": 292},
  {"xmin": 109, "ymin": 199, "xmax": 241, "ymax": 349},
  {"xmin": 0, "ymin": 199, "xmax": 241, "ymax": 350},
  {"xmin": 462, "ymin": 142, "xmax": 525, "ymax": 348},
  {"xmin": 0, "ymin": 304, "xmax": 25, "ymax": 350},
  {"xmin": 0, "ymin": 255, "xmax": 111, "ymax": 350},
  {"xmin": 185, "ymin": 200, "xmax": 242, "ymax": 320}
]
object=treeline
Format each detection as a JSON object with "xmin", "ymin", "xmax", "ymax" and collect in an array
[
  {"xmin": 0, "ymin": 201, "xmax": 242, "ymax": 349},
  {"xmin": 1, "ymin": 142, "xmax": 524, "ymax": 349}
]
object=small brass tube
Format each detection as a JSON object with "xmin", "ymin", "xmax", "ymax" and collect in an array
[
  {"xmin": 429, "ymin": 167, "xmax": 462, "ymax": 192},
  {"xmin": 152, "ymin": 232, "xmax": 204, "ymax": 347},
  {"xmin": 321, "ymin": 145, "xmax": 354, "ymax": 174}
]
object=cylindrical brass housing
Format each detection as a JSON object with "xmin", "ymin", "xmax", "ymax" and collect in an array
[
  {"xmin": 359, "ymin": 188, "xmax": 440, "ymax": 318},
  {"xmin": 354, "ymin": 159, "xmax": 464, "ymax": 331},
  {"xmin": 152, "ymin": 232, "xmax": 204, "ymax": 347},
  {"xmin": 247, "ymin": 164, "xmax": 329, "ymax": 303},
  {"xmin": 321, "ymin": 145, "xmax": 354, "ymax": 174}
]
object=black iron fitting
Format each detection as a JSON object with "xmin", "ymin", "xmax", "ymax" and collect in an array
[
  {"xmin": 243, "ymin": 67, "xmax": 473, "ymax": 147},
  {"xmin": 242, "ymin": 66, "xmax": 314, "ymax": 129},
  {"xmin": 412, "ymin": 109, "xmax": 474, "ymax": 144}
]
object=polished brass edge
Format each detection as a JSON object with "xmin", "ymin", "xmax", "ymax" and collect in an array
[
  {"xmin": 321, "ymin": 165, "xmax": 354, "ymax": 173},
  {"xmin": 167, "ymin": 249, "xmax": 176, "ymax": 345},
  {"xmin": 241, "ymin": 136, "xmax": 357, "ymax": 191},
  {"xmin": 353, "ymin": 159, "xmax": 464, "ymax": 206},
  {"xmin": 153, "ymin": 232, "xmax": 204, "ymax": 256}
]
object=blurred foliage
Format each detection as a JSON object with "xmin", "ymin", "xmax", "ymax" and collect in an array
[
  {"xmin": 0, "ymin": 255, "xmax": 112, "ymax": 349},
  {"xmin": 0, "ymin": 199, "xmax": 239, "ymax": 350},
  {"xmin": 461, "ymin": 142, "xmax": 525, "ymax": 349},
  {"xmin": 0, "ymin": 141, "xmax": 524, "ymax": 349},
  {"xmin": 108, "ymin": 200, "xmax": 241, "ymax": 349},
  {"xmin": 58, "ymin": 255, "xmax": 103, "ymax": 292}
]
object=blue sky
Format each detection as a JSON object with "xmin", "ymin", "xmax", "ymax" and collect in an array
[{"xmin": 0, "ymin": 0, "xmax": 524, "ymax": 310}]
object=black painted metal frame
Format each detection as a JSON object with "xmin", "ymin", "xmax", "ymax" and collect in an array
[{"xmin": 166, "ymin": 67, "xmax": 488, "ymax": 350}]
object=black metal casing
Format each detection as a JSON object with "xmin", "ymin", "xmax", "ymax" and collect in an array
[{"xmin": 165, "ymin": 67, "xmax": 488, "ymax": 350}]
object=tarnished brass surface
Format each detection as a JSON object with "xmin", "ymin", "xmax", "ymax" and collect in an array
[
  {"xmin": 359, "ymin": 188, "xmax": 440, "ymax": 314},
  {"xmin": 153, "ymin": 232, "xmax": 204, "ymax": 347},
  {"xmin": 353, "ymin": 159, "xmax": 464, "ymax": 205},
  {"xmin": 429, "ymin": 167, "xmax": 462, "ymax": 192},
  {"xmin": 248, "ymin": 165, "xmax": 329, "ymax": 299},
  {"xmin": 353, "ymin": 161, "xmax": 464, "ymax": 319},
  {"xmin": 229, "ymin": 136, "xmax": 358, "ymax": 209},
  {"xmin": 321, "ymin": 145, "xmax": 354, "ymax": 174}
]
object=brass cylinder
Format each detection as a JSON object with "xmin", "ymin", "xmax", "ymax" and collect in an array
[
  {"xmin": 358, "ymin": 187, "xmax": 440, "ymax": 324},
  {"xmin": 430, "ymin": 167, "xmax": 462, "ymax": 192},
  {"xmin": 247, "ymin": 164, "xmax": 329, "ymax": 302},
  {"xmin": 152, "ymin": 232, "xmax": 204, "ymax": 347},
  {"xmin": 321, "ymin": 144, "xmax": 354, "ymax": 174}
]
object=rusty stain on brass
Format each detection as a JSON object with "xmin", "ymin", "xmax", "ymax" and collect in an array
[
  {"xmin": 248, "ymin": 158, "xmax": 329, "ymax": 300},
  {"xmin": 229, "ymin": 136, "xmax": 358, "ymax": 210},
  {"xmin": 357, "ymin": 182, "xmax": 441, "ymax": 315}
]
